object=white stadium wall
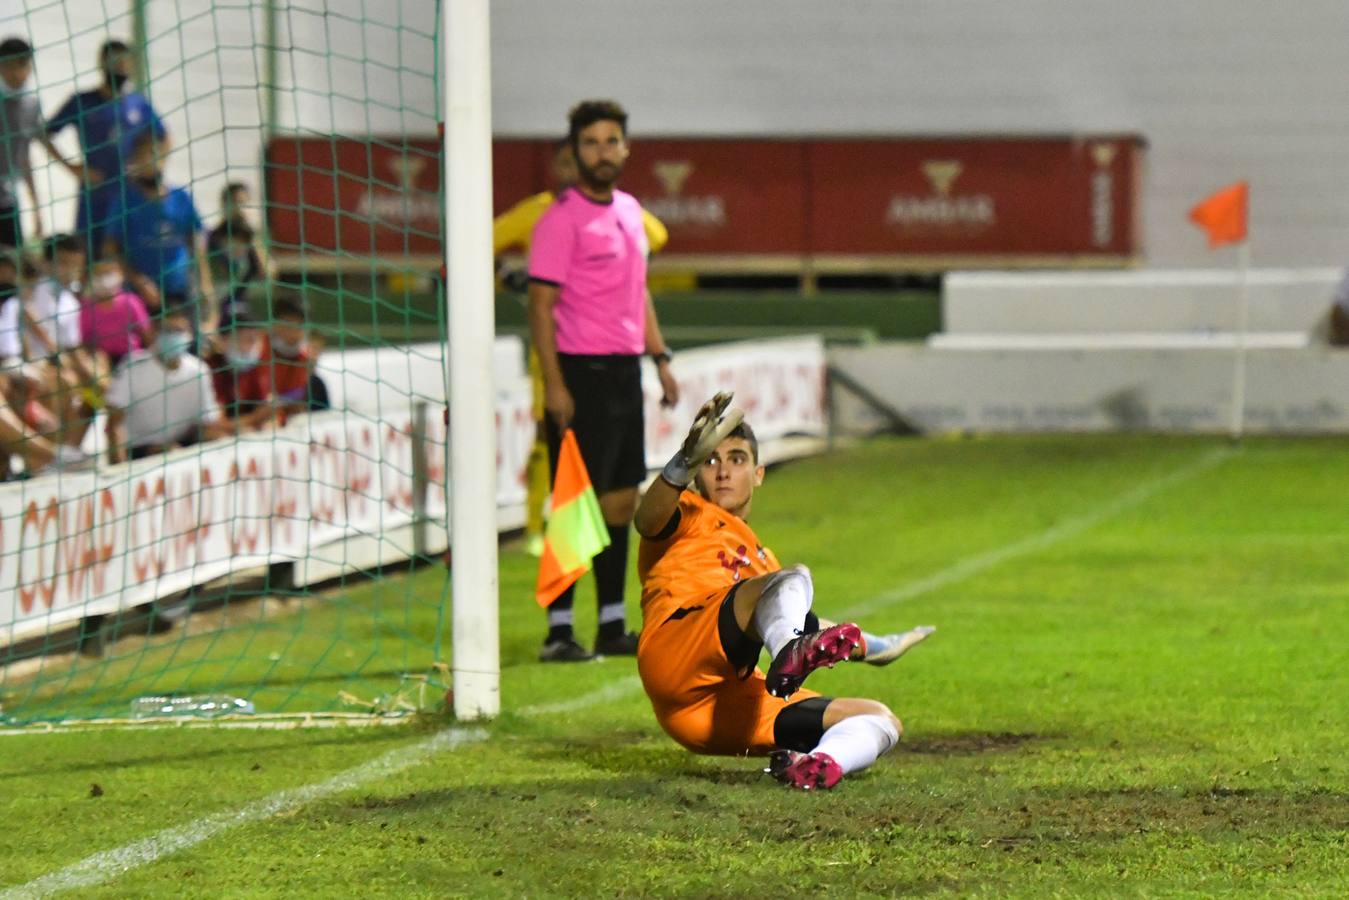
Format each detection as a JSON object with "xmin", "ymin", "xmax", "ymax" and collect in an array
[
  {"xmin": 12, "ymin": 1, "xmax": 1349, "ymax": 267},
  {"xmin": 490, "ymin": 0, "xmax": 1349, "ymax": 269}
]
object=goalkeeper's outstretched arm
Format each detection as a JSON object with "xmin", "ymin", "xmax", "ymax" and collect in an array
[
  {"xmin": 635, "ymin": 392, "xmax": 742, "ymax": 539},
  {"xmin": 635, "ymin": 471, "xmax": 681, "ymax": 539}
]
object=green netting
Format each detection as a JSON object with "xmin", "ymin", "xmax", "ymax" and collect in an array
[{"xmin": 0, "ymin": 0, "xmax": 456, "ymax": 725}]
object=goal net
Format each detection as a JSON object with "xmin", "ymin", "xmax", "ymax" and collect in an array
[{"xmin": 0, "ymin": 0, "xmax": 506, "ymax": 726}]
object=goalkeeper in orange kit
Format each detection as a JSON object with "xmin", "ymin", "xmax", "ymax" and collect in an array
[
  {"xmin": 493, "ymin": 139, "xmax": 668, "ymax": 556},
  {"xmin": 634, "ymin": 394, "xmax": 935, "ymax": 789}
]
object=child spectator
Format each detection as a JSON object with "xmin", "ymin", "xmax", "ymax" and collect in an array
[
  {"xmin": 0, "ymin": 251, "xmax": 86, "ymax": 475},
  {"xmin": 207, "ymin": 296, "xmax": 318, "ymax": 431},
  {"xmin": 46, "ymin": 232, "xmax": 88, "ymax": 296},
  {"xmin": 267, "ymin": 296, "xmax": 314, "ymax": 405},
  {"xmin": 104, "ymin": 307, "xmax": 230, "ymax": 463},
  {"xmin": 207, "ymin": 182, "xmax": 268, "ymax": 319},
  {"xmin": 80, "ymin": 256, "xmax": 150, "ymax": 368},
  {"xmin": 203, "ymin": 301, "xmax": 266, "ymax": 419},
  {"xmin": 0, "ymin": 252, "xmax": 60, "ymax": 436},
  {"xmin": 101, "ymin": 132, "xmax": 214, "ymax": 331},
  {"xmin": 208, "ymin": 216, "xmax": 262, "ymax": 318},
  {"xmin": 0, "ymin": 242, "xmax": 94, "ymax": 448},
  {"xmin": 35, "ymin": 235, "xmax": 103, "ymax": 447}
]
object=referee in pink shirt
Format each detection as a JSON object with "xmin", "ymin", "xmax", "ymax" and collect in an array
[{"xmin": 527, "ymin": 99, "xmax": 680, "ymax": 662}]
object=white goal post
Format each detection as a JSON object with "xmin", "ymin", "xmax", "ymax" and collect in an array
[{"xmin": 444, "ymin": 0, "xmax": 500, "ymax": 720}]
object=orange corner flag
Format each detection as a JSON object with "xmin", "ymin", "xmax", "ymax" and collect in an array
[
  {"xmin": 1189, "ymin": 181, "xmax": 1248, "ymax": 249},
  {"xmin": 535, "ymin": 430, "xmax": 612, "ymax": 607}
]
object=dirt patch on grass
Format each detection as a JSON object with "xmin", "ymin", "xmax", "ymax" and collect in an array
[
  {"xmin": 898, "ymin": 731, "xmax": 1045, "ymax": 755},
  {"xmin": 845, "ymin": 787, "xmax": 1349, "ymax": 842}
]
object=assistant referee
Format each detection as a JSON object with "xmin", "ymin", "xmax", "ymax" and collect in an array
[{"xmin": 527, "ymin": 99, "xmax": 679, "ymax": 662}]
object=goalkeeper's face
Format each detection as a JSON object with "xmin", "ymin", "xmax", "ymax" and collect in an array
[{"xmin": 695, "ymin": 437, "xmax": 764, "ymax": 519}]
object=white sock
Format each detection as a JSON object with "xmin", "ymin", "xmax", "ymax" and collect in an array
[
  {"xmin": 752, "ymin": 566, "xmax": 813, "ymax": 659},
  {"xmin": 812, "ymin": 713, "xmax": 900, "ymax": 775}
]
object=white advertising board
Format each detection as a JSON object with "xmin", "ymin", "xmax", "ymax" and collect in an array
[{"xmin": 1, "ymin": 338, "xmax": 827, "ymax": 647}]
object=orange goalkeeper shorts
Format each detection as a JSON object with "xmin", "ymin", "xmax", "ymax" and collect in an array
[{"xmin": 637, "ymin": 585, "xmax": 821, "ymax": 757}]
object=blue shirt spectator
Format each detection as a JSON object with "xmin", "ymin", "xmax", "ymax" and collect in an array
[
  {"xmin": 104, "ymin": 181, "xmax": 202, "ymax": 300},
  {"xmin": 103, "ymin": 129, "xmax": 215, "ymax": 340},
  {"xmin": 45, "ymin": 40, "xmax": 167, "ymax": 254}
]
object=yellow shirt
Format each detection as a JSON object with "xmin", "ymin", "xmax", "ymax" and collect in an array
[{"xmin": 493, "ymin": 190, "xmax": 669, "ymax": 256}]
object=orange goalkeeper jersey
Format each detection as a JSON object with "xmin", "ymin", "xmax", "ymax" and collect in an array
[{"xmin": 638, "ymin": 491, "xmax": 781, "ymax": 626}]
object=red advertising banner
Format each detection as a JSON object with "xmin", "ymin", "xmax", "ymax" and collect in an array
[
  {"xmin": 264, "ymin": 138, "xmax": 549, "ymax": 256},
  {"xmin": 806, "ymin": 137, "xmax": 1142, "ymax": 259},
  {"xmin": 266, "ymin": 135, "xmax": 1143, "ymax": 265},
  {"xmin": 617, "ymin": 140, "xmax": 808, "ymax": 254}
]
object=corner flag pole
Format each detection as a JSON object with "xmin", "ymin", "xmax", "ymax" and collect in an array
[
  {"xmin": 1229, "ymin": 240, "xmax": 1251, "ymax": 440},
  {"xmin": 445, "ymin": 0, "xmax": 500, "ymax": 719}
]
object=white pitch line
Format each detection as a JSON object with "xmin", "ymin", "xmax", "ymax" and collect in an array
[
  {"xmin": 1, "ymin": 727, "xmax": 486, "ymax": 900},
  {"xmin": 840, "ymin": 446, "xmax": 1233, "ymax": 621},
  {"xmin": 517, "ymin": 675, "xmax": 643, "ymax": 718}
]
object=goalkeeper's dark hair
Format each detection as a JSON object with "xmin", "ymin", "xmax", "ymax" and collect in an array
[
  {"xmin": 567, "ymin": 99, "xmax": 627, "ymax": 150},
  {"xmin": 729, "ymin": 421, "xmax": 759, "ymax": 464}
]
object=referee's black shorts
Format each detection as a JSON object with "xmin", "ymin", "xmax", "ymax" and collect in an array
[{"xmin": 545, "ymin": 353, "xmax": 646, "ymax": 496}]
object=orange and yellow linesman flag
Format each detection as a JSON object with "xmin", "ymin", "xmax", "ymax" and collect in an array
[
  {"xmin": 1189, "ymin": 180, "xmax": 1249, "ymax": 249},
  {"xmin": 535, "ymin": 430, "xmax": 611, "ymax": 606}
]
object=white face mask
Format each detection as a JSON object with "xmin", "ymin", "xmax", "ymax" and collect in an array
[
  {"xmin": 96, "ymin": 272, "xmax": 123, "ymax": 296},
  {"xmin": 271, "ymin": 335, "xmax": 304, "ymax": 357},
  {"xmin": 157, "ymin": 330, "xmax": 192, "ymax": 362}
]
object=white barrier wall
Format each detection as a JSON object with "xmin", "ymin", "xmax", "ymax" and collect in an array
[
  {"xmin": 831, "ymin": 344, "xmax": 1349, "ymax": 435},
  {"xmin": 944, "ymin": 270, "xmax": 1343, "ymax": 336},
  {"xmin": 0, "ymin": 337, "xmax": 827, "ymax": 647},
  {"xmin": 315, "ymin": 337, "xmax": 524, "ymax": 416}
]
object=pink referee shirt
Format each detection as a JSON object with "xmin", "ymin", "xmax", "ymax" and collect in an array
[{"xmin": 527, "ymin": 187, "xmax": 650, "ymax": 355}]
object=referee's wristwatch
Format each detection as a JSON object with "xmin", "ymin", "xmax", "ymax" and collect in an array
[{"xmin": 651, "ymin": 349, "xmax": 674, "ymax": 366}]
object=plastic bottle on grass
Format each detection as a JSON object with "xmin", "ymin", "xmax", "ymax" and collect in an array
[{"xmin": 130, "ymin": 695, "xmax": 256, "ymax": 719}]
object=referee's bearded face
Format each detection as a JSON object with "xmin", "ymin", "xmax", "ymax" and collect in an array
[
  {"xmin": 696, "ymin": 438, "xmax": 765, "ymax": 519},
  {"xmin": 575, "ymin": 120, "xmax": 629, "ymax": 189}
]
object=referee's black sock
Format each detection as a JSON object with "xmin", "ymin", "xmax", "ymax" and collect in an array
[
  {"xmin": 546, "ymin": 586, "xmax": 576, "ymax": 644},
  {"xmin": 595, "ymin": 524, "xmax": 630, "ymax": 640}
]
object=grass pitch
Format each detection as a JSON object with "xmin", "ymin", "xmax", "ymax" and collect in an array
[{"xmin": 1, "ymin": 434, "xmax": 1347, "ymax": 897}]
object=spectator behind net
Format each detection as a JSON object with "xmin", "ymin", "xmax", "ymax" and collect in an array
[
  {"xmin": 204, "ymin": 300, "xmax": 265, "ymax": 420},
  {"xmin": 0, "ymin": 251, "xmax": 85, "ymax": 476},
  {"xmin": 104, "ymin": 306, "xmax": 230, "ymax": 463},
  {"xmin": 253, "ymin": 295, "xmax": 319, "ymax": 427},
  {"xmin": 101, "ymin": 131, "xmax": 214, "ymax": 334},
  {"xmin": 1, "ymin": 38, "xmax": 51, "ymax": 248},
  {"xmin": 0, "ymin": 238, "xmax": 101, "ymax": 452},
  {"xmin": 0, "ymin": 251, "xmax": 61, "ymax": 439},
  {"xmin": 207, "ymin": 182, "xmax": 267, "ymax": 318},
  {"xmin": 38, "ymin": 234, "xmax": 104, "ymax": 449},
  {"xmin": 45, "ymin": 39, "xmax": 167, "ymax": 256},
  {"xmin": 80, "ymin": 255, "xmax": 150, "ymax": 369}
]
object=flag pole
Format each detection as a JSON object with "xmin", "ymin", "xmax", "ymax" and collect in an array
[{"xmin": 1229, "ymin": 240, "xmax": 1251, "ymax": 440}]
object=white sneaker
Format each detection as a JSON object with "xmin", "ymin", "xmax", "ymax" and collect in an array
[{"xmin": 864, "ymin": 625, "xmax": 936, "ymax": 666}]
